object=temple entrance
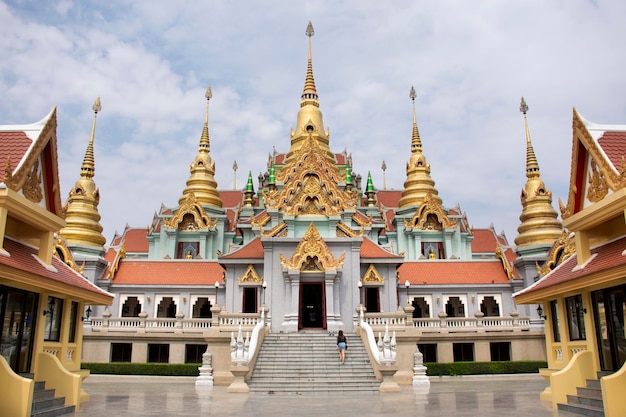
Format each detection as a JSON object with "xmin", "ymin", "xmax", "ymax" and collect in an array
[
  {"xmin": 299, "ymin": 282, "xmax": 325, "ymax": 329},
  {"xmin": 592, "ymin": 285, "xmax": 626, "ymax": 371},
  {"xmin": 0, "ymin": 286, "xmax": 38, "ymax": 373}
]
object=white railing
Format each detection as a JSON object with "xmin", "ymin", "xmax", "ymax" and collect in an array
[{"xmin": 90, "ymin": 316, "xmax": 213, "ymax": 333}]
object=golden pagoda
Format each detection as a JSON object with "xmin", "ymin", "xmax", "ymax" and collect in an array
[
  {"xmin": 178, "ymin": 86, "xmax": 223, "ymax": 208},
  {"xmin": 514, "ymin": 97, "xmax": 562, "ymax": 247},
  {"xmin": 59, "ymin": 97, "xmax": 106, "ymax": 251},
  {"xmin": 284, "ymin": 21, "xmax": 334, "ymax": 164},
  {"xmin": 398, "ymin": 86, "xmax": 442, "ymax": 208}
]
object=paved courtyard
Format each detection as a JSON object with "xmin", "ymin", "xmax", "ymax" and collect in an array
[{"xmin": 77, "ymin": 374, "xmax": 579, "ymax": 417}]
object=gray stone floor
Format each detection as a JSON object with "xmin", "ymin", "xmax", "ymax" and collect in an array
[{"xmin": 77, "ymin": 374, "xmax": 579, "ymax": 417}]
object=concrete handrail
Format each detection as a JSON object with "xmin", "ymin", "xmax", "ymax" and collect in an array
[
  {"xmin": 0, "ymin": 356, "xmax": 34, "ymax": 417},
  {"xmin": 35, "ymin": 352, "xmax": 82, "ymax": 411},
  {"xmin": 550, "ymin": 349, "xmax": 596, "ymax": 409},
  {"xmin": 601, "ymin": 361, "xmax": 626, "ymax": 417},
  {"xmin": 359, "ymin": 308, "xmax": 381, "ymax": 364},
  {"xmin": 245, "ymin": 309, "xmax": 266, "ymax": 365}
]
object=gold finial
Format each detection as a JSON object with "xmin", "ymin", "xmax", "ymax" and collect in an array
[
  {"xmin": 93, "ymin": 96, "xmax": 102, "ymax": 114},
  {"xmin": 199, "ymin": 86, "xmax": 211, "ymax": 152},
  {"xmin": 519, "ymin": 96, "xmax": 528, "ymax": 115},
  {"xmin": 306, "ymin": 21, "xmax": 314, "ymax": 37},
  {"xmin": 205, "ymin": 86, "xmax": 212, "ymax": 101},
  {"xmin": 410, "ymin": 86, "xmax": 421, "ymax": 153},
  {"xmin": 233, "ymin": 160, "xmax": 238, "ymax": 190}
]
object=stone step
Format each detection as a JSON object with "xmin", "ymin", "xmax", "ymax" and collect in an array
[
  {"xmin": 557, "ymin": 402, "xmax": 605, "ymax": 417},
  {"xmin": 576, "ymin": 386, "xmax": 603, "ymax": 400},
  {"xmin": 566, "ymin": 393, "xmax": 604, "ymax": 409}
]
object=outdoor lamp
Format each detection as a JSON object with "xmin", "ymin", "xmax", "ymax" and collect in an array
[
  {"xmin": 43, "ymin": 297, "xmax": 56, "ymax": 316},
  {"xmin": 536, "ymin": 304, "xmax": 546, "ymax": 319},
  {"xmin": 405, "ymin": 280, "xmax": 410, "ymax": 304},
  {"xmin": 82, "ymin": 305, "xmax": 92, "ymax": 321},
  {"xmin": 262, "ymin": 280, "xmax": 267, "ymax": 304}
]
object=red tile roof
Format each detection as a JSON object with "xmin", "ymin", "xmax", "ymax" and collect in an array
[
  {"xmin": 515, "ymin": 236, "xmax": 626, "ymax": 299},
  {"xmin": 376, "ymin": 190, "xmax": 402, "ymax": 208},
  {"xmin": 220, "ymin": 237, "xmax": 264, "ymax": 259},
  {"xmin": 219, "ymin": 190, "xmax": 243, "ymax": 208},
  {"xmin": 398, "ymin": 260, "xmax": 510, "ymax": 285},
  {"xmin": 471, "ymin": 229, "xmax": 498, "ymax": 253},
  {"xmin": 0, "ymin": 237, "xmax": 113, "ymax": 301},
  {"xmin": 598, "ymin": 131, "xmax": 626, "ymax": 171},
  {"xmin": 360, "ymin": 238, "xmax": 402, "ymax": 259},
  {"xmin": 112, "ymin": 260, "xmax": 224, "ymax": 285},
  {"xmin": 0, "ymin": 132, "xmax": 32, "ymax": 182}
]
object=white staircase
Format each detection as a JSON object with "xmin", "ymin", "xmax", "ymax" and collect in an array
[{"xmin": 248, "ymin": 332, "xmax": 380, "ymax": 394}]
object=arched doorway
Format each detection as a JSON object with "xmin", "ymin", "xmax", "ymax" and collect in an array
[{"xmin": 299, "ymin": 282, "xmax": 325, "ymax": 329}]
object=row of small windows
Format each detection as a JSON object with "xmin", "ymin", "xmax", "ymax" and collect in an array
[
  {"xmin": 110, "ymin": 343, "xmax": 208, "ymax": 364},
  {"xmin": 110, "ymin": 342, "xmax": 511, "ymax": 364},
  {"xmin": 121, "ymin": 297, "xmax": 214, "ymax": 318},
  {"xmin": 411, "ymin": 296, "xmax": 501, "ymax": 318}
]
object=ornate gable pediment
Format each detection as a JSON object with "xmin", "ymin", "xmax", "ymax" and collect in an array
[
  {"xmin": 54, "ymin": 237, "xmax": 84, "ymax": 273},
  {"xmin": 264, "ymin": 134, "xmax": 358, "ymax": 217},
  {"xmin": 238, "ymin": 264, "xmax": 262, "ymax": 283},
  {"xmin": 362, "ymin": 264, "xmax": 384, "ymax": 283},
  {"xmin": 163, "ymin": 192, "xmax": 218, "ymax": 230},
  {"xmin": 536, "ymin": 230, "xmax": 576, "ymax": 277},
  {"xmin": 404, "ymin": 193, "xmax": 457, "ymax": 230},
  {"xmin": 280, "ymin": 223, "xmax": 345, "ymax": 271}
]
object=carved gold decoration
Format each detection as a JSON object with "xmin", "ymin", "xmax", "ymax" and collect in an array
[
  {"xmin": 251, "ymin": 211, "xmax": 271, "ymax": 227},
  {"xmin": 54, "ymin": 238, "xmax": 84, "ymax": 273},
  {"xmin": 336, "ymin": 221, "xmax": 363, "ymax": 238},
  {"xmin": 362, "ymin": 264, "xmax": 384, "ymax": 283},
  {"xmin": 238, "ymin": 264, "xmax": 263, "ymax": 283},
  {"xmin": 352, "ymin": 213, "xmax": 373, "ymax": 228},
  {"xmin": 164, "ymin": 192, "xmax": 217, "ymax": 230},
  {"xmin": 23, "ymin": 158, "xmax": 43, "ymax": 203},
  {"xmin": 404, "ymin": 193, "xmax": 457, "ymax": 230},
  {"xmin": 619, "ymin": 157, "xmax": 626, "ymax": 189},
  {"xmin": 280, "ymin": 223, "xmax": 345, "ymax": 271},
  {"xmin": 108, "ymin": 245, "xmax": 127, "ymax": 280},
  {"xmin": 260, "ymin": 221, "xmax": 288, "ymax": 237},
  {"xmin": 3, "ymin": 157, "xmax": 17, "ymax": 190},
  {"xmin": 586, "ymin": 159, "xmax": 609, "ymax": 203},
  {"xmin": 495, "ymin": 245, "xmax": 514, "ymax": 280},
  {"xmin": 536, "ymin": 230, "xmax": 576, "ymax": 277},
  {"xmin": 265, "ymin": 134, "xmax": 358, "ymax": 217}
]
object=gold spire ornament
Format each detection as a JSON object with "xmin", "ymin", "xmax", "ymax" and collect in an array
[
  {"xmin": 284, "ymin": 21, "xmax": 334, "ymax": 164},
  {"xmin": 178, "ymin": 87, "xmax": 223, "ymax": 208},
  {"xmin": 514, "ymin": 97, "xmax": 563, "ymax": 248},
  {"xmin": 59, "ymin": 97, "xmax": 107, "ymax": 251},
  {"xmin": 398, "ymin": 86, "xmax": 442, "ymax": 208}
]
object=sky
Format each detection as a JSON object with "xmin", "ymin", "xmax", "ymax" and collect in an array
[{"xmin": 1, "ymin": 1, "xmax": 625, "ymax": 245}]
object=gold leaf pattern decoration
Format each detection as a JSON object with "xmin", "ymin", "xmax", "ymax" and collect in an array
[
  {"xmin": 536, "ymin": 230, "xmax": 576, "ymax": 277},
  {"xmin": 54, "ymin": 238, "xmax": 83, "ymax": 273},
  {"xmin": 280, "ymin": 223, "xmax": 345, "ymax": 271},
  {"xmin": 163, "ymin": 192, "xmax": 217, "ymax": 230},
  {"xmin": 23, "ymin": 159, "xmax": 43, "ymax": 203},
  {"xmin": 362, "ymin": 264, "xmax": 384, "ymax": 283},
  {"xmin": 586, "ymin": 159, "xmax": 609, "ymax": 203},
  {"xmin": 264, "ymin": 134, "xmax": 358, "ymax": 217},
  {"xmin": 404, "ymin": 193, "xmax": 457, "ymax": 230},
  {"xmin": 238, "ymin": 264, "xmax": 263, "ymax": 283},
  {"xmin": 108, "ymin": 245, "xmax": 127, "ymax": 280}
]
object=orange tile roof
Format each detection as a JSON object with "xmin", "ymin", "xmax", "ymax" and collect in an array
[
  {"xmin": 515, "ymin": 236, "xmax": 626, "ymax": 299},
  {"xmin": 398, "ymin": 260, "xmax": 510, "ymax": 285},
  {"xmin": 0, "ymin": 132, "xmax": 32, "ymax": 183},
  {"xmin": 122, "ymin": 228, "xmax": 149, "ymax": 253},
  {"xmin": 112, "ymin": 260, "xmax": 224, "ymax": 285},
  {"xmin": 360, "ymin": 238, "xmax": 402, "ymax": 259},
  {"xmin": 1, "ymin": 237, "xmax": 113, "ymax": 300},
  {"xmin": 220, "ymin": 237, "xmax": 264, "ymax": 259},
  {"xmin": 471, "ymin": 229, "xmax": 498, "ymax": 253}
]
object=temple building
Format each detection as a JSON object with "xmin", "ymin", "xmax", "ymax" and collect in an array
[{"xmin": 76, "ymin": 23, "xmax": 548, "ymax": 374}]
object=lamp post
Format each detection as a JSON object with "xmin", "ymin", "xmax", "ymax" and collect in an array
[
  {"xmin": 405, "ymin": 280, "xmax": 410, "ymax": 305},
  {"xmin": 262, "ymin": 280, "xmax": 267, "ymax": 305},
  {"xmin": 214, "ymin": 280, "xmax": 220, "ymax": 307}
]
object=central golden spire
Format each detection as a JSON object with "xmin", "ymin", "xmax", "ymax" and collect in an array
[
  {"xmin": 284, "ymin": 21, "xmax": 333, "ymax": 164},
  {"xmin": 59, "ymin": 97, "xmax": 106, "ymax": 252},
  {"xmin": 398, "ymin": 87, "xmax": 441, "ymax": 208},
  {"xmin": 514, "ymin": 97, "xmax": 562, "ymax": 248},
  {"xmin": 178, "ymin": 87, "xmax": 223, "ymax": 208}
]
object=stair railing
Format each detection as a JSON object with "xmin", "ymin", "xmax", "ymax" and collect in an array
[
  {"xmin": 601, "ymin": 361, "xmax": 626, "ymax": 417},
  {"xmin": 230, "ymin": 309, "xmax": 266, "ymax": 366},
  {"xmin": 359, "ymin": 307, "xmax": 397, "ymax": 365}
]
